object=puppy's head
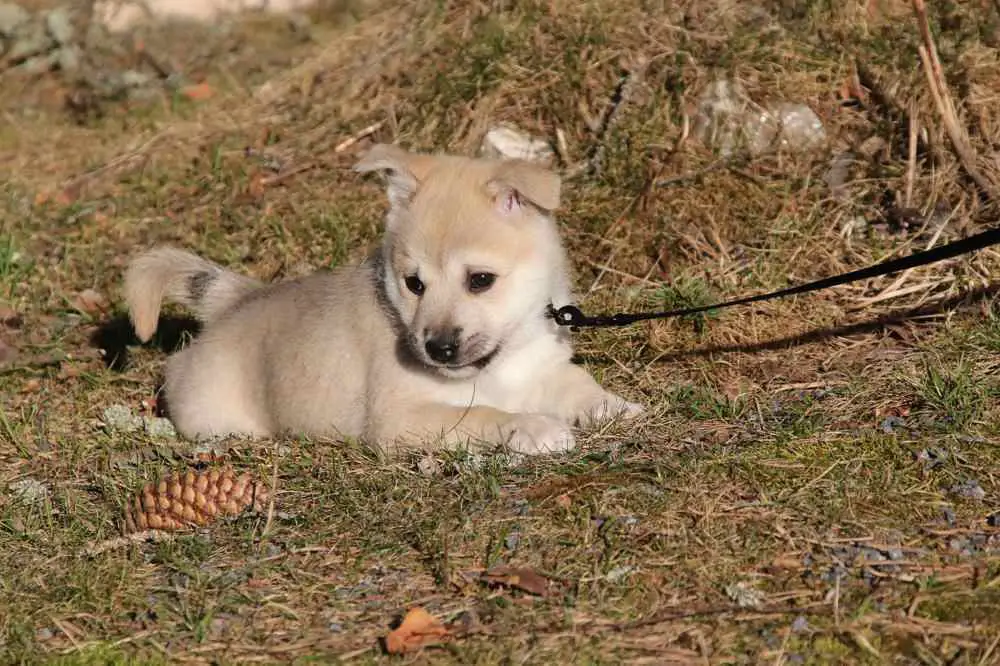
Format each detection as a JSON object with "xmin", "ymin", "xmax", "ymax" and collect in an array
[{"xmin": 356, "ymin": 143, "xmax": 571, "ymax": 378}]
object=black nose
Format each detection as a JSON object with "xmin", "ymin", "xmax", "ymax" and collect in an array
[{"xmin": 425, "ymin": 331, "xmax": 460, "ymax": 364}]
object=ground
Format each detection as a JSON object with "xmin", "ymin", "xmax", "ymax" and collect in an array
[{"xmin": 2, "ymin": 0, "xmax": 1000, "ymax": 664}]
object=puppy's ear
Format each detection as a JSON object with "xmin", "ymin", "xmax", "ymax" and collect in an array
[
  {"xmin": 354, "ymin": 144, "xmax": 437, "ymax": 208},
  {"xmin": 488, "ymin": 160, "xmax": 561, "ymax": 214}
]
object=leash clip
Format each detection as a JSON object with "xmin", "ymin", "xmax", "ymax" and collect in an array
[
  {"xmin": 552, "ymin": 304, "xmax": 583, "ymax": 327},
  {"xmin": 549, "ymin": 304, "xmax": 633, "ymax": 330}
]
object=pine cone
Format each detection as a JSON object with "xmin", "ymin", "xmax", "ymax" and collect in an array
[{"xmin": 124, "ymin": 466, "xmax": 268, "ymax": 533}]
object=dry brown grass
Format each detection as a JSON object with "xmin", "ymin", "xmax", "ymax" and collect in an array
[{"xmin": 2, "ymin": 0, "xmax": 1000, "ymax": 663}]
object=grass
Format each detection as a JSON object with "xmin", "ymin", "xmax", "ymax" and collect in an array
[{"xmin": 2, "ymin": 0, "xmax": 1000, "ymax": 663}]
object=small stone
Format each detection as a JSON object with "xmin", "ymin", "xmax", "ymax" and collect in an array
[
  {"xmin": 480, "ymin": 125, "xmax": 555, "ymax": 165},
  {"xmin": 916, "ymin": 447, "xmax": 948, "ymax": 470},
  {"xmin": 692, "ymin": 79, "xmax": 750, "ymax": 157},
  {"xmin": 416, "ymin": 454, "xmax": 441, "ymax": 477},
  {"xmin": 791, "ymin": 615, "xmax": 810, "ymax": 633},
  {"xmin": 725, "ymin": 581, "xmax": 764, "ymax": 609},
  {"xmin": 950, "ymin": 480, "xmax": 986, "ymax": 502},
  {"xmin": 504, "ymin": 531, "xmax": 520, "ymax": 550},
  {"xmin": 7, "ymin": 21, "xmax": 53, "ymax": 62},
  {"xmin": 9, "ymin": 477, "xmax": 50, "ymax": 505},
  {"xmin": 859, "ymin": 546, "xmax": 886, "ymax": 562},
  {"xmin": 949, "ymin": 536, "xmax": 974, "ymax": 556},
  {"xmin": 142, "ymin": 415, "xmax": 176, "ymax": 439},
  {"xmin": 942, "ymin": 505, "xmax": 957, "ymax": 526},
  {"xmin": 120, "ymin": 69, "xmax": 152, "ymax": 88},
  {"xmin": 692, "ymin": 79, "xmax": 825, "ymax": 156},
  {"xmin": 45, "ymin": 8, "xmax": 74, "ymax": 45},
  {"xmin": 606, "ymin": 565, "xmax": 637, "ymax": 582},
  {"xmin": 821, "ymin": 564, "xmax": 849, "ymax": 584},
  {"xmin": 769, "ymin": 102, "xmax": 827, "ymax": 152},
  {"xmin": 880, "ymin": 415, "xmax": 905, "ymax": 434},
  {"xmin": 56, "ymin": 45, "xmax": 80, "ymax": 72},
  {"xmin": 102, "ymin": 404, "xmax": 143, "ymax": 433},
  {"xmin": 328, "ymin": 621, "xmax": 344, "ymax": 633},
  {"xmin": 0, "ymin": 2, "xmax": 30, "ymax": 38}
]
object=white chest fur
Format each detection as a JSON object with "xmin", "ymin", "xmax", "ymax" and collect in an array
[{"xmin": 435, "ymin": 329, "xmax": 573, "ymax": 415}]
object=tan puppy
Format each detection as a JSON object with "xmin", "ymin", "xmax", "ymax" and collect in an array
[{"xmin": 124, "ymin": 144, "xmax": 643, "ymax": 455}]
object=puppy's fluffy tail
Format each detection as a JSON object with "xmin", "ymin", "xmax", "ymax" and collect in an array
[{"xmin": 124, "ymin": 247, "xmax": 261, "ymax": 342}]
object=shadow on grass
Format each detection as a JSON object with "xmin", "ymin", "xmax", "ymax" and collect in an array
[{"xmin": 89, "ymin": 314, "xmax": 201, "ymax": 372}]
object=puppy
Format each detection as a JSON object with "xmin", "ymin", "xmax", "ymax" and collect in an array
[{"xmin": 124, "ymin": 144, "xmax": 643, "ymax": 455}]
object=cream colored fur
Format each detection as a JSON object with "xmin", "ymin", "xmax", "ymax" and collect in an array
[{"xmin": 123, "ymin": 144, "xmax": 643, "ymax": 455}]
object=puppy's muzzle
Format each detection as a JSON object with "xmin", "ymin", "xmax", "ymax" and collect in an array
[{"xmin": 424, "ymin": 328, "xmax": 461, "ymax": 364}]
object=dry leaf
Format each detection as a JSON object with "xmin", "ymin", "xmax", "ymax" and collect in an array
[
  {"xmin": 181, "ymin": 83, "xmax": 214, "ymax": 101},
  {"xmin": 483, "ymin": 565, "xmax": 551, "ymax": 596},
  {"xmin": 247, "ymin": 172, "xmax": 266, "ymax": 198},
  {"xmin": 555, "ymin": 493, "xmax": 572, "ymax": 508},
  {"xmin": 384, "ymin": 607, "xmax": 450, "ymax": 654},
  {"xmin": 73, "ymin": 289, "xmax": 110, "ymax": 316}
]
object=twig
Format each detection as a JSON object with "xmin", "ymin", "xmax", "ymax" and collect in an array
[
  {"xmin": 260, "ymin": 441, "xmax": 280, "ymax": 541},
  {"xmin": 582, "ymin": 258, "xmax": 661, "ymax": 287},
  {"xmin": 850, "ymin": 278, "xmax": 951, "ymax": 309},
  {"xmin": 905, "ymin": 102, "xmax": 918, "ymax": 207},
  {"xmin": 259, "ymin": 162, "xmax": 317, "ymax": 187},
  {"xmin": 60, "ymin": 131, "xmax": 169, "ymax": 199},
  {"xmin": 554, "ymin": 128, "xmax": 570, "ymax": 167},
  {"xmin": 912, "ymin": 0, "xmax": 999, "ymax": 201},
  {"xmin": 83, "ymin": 530, "xmax": 176, "ymax": 557},
  {"xmin": 851, "ymin": 204, "xmax": 957, "ymax": 308},
  {"xmin": 334, "ymin": 120, "xmax": 385, "ymax": 153},
  {"xmin": 571, "ymin": 55, "xmax": 649, "ymax": 179},
  {"xmin": 978, "ymin": 631, "xmax": 1000, "ymax": 666}
]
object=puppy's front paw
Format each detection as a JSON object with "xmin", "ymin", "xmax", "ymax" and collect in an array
[
  {"xmin": 506, "ymin": 415, "xmax": 576, "ymax": 455},
  {"xmin": 620, "ymin": 399, "xmax": 646, "ymax": 419},
  {"xmin": 577, "ymin": 392, "xmax": 645, "ymax": 427}
]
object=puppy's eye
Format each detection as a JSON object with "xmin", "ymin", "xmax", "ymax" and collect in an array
[
  {"xmin": 467, "ymin": 272, "xmax": 497, "ymax": 294},
  {"xmin": 404, "ymin": 275, "xmax": 425, "ymax": 295}
]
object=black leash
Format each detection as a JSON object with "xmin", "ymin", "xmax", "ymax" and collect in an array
[{"xmin": 550, "ymin": 226, "xmax": 1000, "ymax": 329}]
